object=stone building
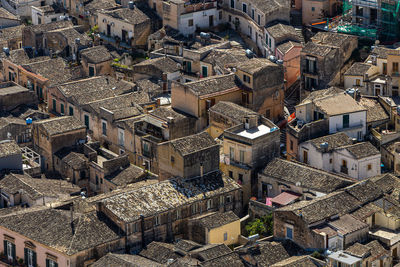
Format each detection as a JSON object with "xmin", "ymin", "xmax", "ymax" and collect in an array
[
  {"xmin": 0, "ymin": 140, "xmax": 22, "ymax": 172},
  {"xmin": 79, "ymin": 45, "xmax": 114, "ymax": 77},
  {"xmin": 235, "ymin": 58, "xmax": 285, "ymax": 122},
  {"xmin": 158, "ymin": 132, "xmax": 219, "ymax": 181},
  {"xmin": 172, "ymin": 73, "xmax": 242, "ymax": 132},
  {"xmin": 0, "ymin": 82, "xmax": 38, "ymax": 113},
  {"xmin": 92, "ymin": 170, "xmax": 242, "ymax": 253},
  {"xmin": 300, "ymin": 32, "xmax": 358, "ymax": 90},
  {"xmin": 0, "ymin": 25, "xmax": 24, "ymax": 51},
  {"xmin": 32, "ymin": 116, "xmax": 86, "ymax": 171},
  {"xmin": 221, "ymin": 114, "xmax": 280, "ymax": 204},
  {"xmin": 0, "ymin": 8, "xmax": 20, "ymax": 29}
]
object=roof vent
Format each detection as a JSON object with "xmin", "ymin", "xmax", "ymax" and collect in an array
[
  {"xmin": 320, "ymin": 142, "xmax": 328, "ymax": 152},
  {"xmin": 128, "ymin": 1, "xmax": 135, "ymax": 9}
]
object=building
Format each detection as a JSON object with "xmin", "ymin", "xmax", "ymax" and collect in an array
[
  {"xmin": 300, "ymin": 32, "xmax": 358, "ymax": 90},
  {"xmin": 302, "ymin": 0, "xmax": 340, "ymax": 25},
  {"xmin": 276, "ymin": 41, "xmax": 303, "ymax": 89},
  {"xmin": 79, "ymin": 45, "xmax": 114, "ymax": 77},
  {"xmin": 0, "ymin": 81, "xmax": 37, "ymax": 113},
  {"xmin": 343, "ymin": 62, "xmax": 378, "ymax": 92},
  {"xmin": 208, "ymin": 101, "xmax": 259, "ymax": 138},
  {"xmin": 0, "ymin": 8, "xmax": 20, "ymax": 29},
  {"xmin": 32, "ymin": 116, "xmax": 86, "ymax": 171},
  {"xmin": 221, "ymin": 114, "xmax": 280, "ymax": 204},
  {"xmin": 220, "ymin": 0, "xmax": 290, "ymax": 56},
  {"xmin": 187, "ymin": 211, "xmax": 240, "ymax": 245},
  {"xmin": 0, "ymin": 140, "xmax": 22, "ymax": 172},
  {"xmin": 158, "ymin": 132, "xmax": 219, "ymax": 180},
  {"xmin": 200, "ymin": 48, "xmax": 249, "ymax": 77},
  {"xmin": 298, "ymin": 133, "xmax": 381, "ymax": 180},
  {"xmin": 0, "ymin": 25, "xmax": 24, "ymax": 51},
  {"xmin": 172, "ymin": 73, "xmax": 242, "ymax": 131},
  {"xmin": 294, "ymin": 88, "xmax": 367, "ymax": 141},
  {"xmin": 0, "ymin": 173, "xmax": 80, "ymax": 207},
  {"xmin": 235, "ymin": 58, "xmax": 285, "ymax": 122},
  {"xmin": 97, "ymin": 6, "xmax": 151, "ymax": 49},
  {"xmin": 31, "ymin": 4, "xmax": 67, "ymax": 25},
  {"xmin": 92, "ymin": 170, "xmax": 242, "ymax": 253},
  {"xmin": 258, "ymin": 158, "xmax": 354, "ymax": 203},
  {"xmin": 0, "ymin": 206, "xmax": 124, "ymax": 267},
  {"xmin": 264, "ymin": 23, "xmax": 302, "ymax": 57},
  {"xmin": 0, "ymin": 117, "xmax": 32, "ymax": 145}
]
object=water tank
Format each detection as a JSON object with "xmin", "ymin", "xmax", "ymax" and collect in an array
[
  {"xmin": 268, "ymin": 55, "xmax": 277, "ymax": 63},
  {"xmin": 128, "ymin": 1, "xmax": 135, "ymax": 9},
  {"xmin": 276, "ymin": 59, "xmax": 283, "ymax": 64},
  {"xmin": 320, "ymin": 142, "xmax": 329, "ymax": 150},
  {"xmin": 270, "ymin": 127, "xmax": 278, "ymax": 132},
  {"xmin": 245, "ymin": 49, "xmax": 254, "ymax": 58},
  {"xmin": 75, "ymin": 38, "xmax": 80, "ymax": 45},
  {"xmin": 26, "ymin": 117, "xmax": 32, "ymax": 125},
  {"xmin": 2, "ymin": 47, "xmax": 9, "ymax": 56}
]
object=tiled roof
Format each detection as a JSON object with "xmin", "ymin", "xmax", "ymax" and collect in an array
[
  {"xmin": 194, "ymin": 211, "xmax": 239, "ymax": 229},
  {"xmin": 174, "ymin": 239, "xmax": 201, "ymax": 252},
  {"xmin": 357, "ymin": 97, "xmax": 389, "ymax": 123},
  {"xmin": 92, "ymin": 253, "xmax": 162, "ymax": 267},
  {"xmin": 0, "ymin": 7, "xmax": 19, "ymax": 20},
  {"xmin": 33, "ymin": 116, "xmax": 86, "ymax": 136},
  {"xmin": 371, "ymin": 47, "xmax": 391, "ymax": 59},
  {"xmin": 311, "ymin": 32, "xmax": 357, "ymax": 47},
  {"xmin": 345, "ymin": 62, "xmax": 373, "ymax": 76},
  {"xmin": 209, "ymin": 101, "xmax": 258, "ymax": 123},
  {"xmin": 0, "ymin": 140, "xmax": 21, "ymax": 158},
  {"xmin": 80, "ymin": 45, "xmax": 113, "ymax": 64},
  {"xmin": 84, "ymin": 0, "xmax": 119, "ymax": 15},
  {"xmin": 106, "ymin": 164, "xmax": 147, "ymax": 186},
  {"xmin": 201, "ymin": 252, "xmax": 244, "ymax": 267},
  {"xmin": 301, "ymin": 42, "xmax": 335, "ymax": 57},
  {"xmin": 170, "ymin": 132, "xmax": 218, "ymax": 156},
  {"xmin": 149, "ymin": 106, "xmax": 190, "ymax": 122},
  {"xmin": 265, "ymin": 23, "xmax": 301, "ymax": 42},
  {"xmin": 28, "ymin": 20, "xmax": 73, "ymax": 34},
  {"xmin": 328, "ymin": 214, "xmax": 368, "ymax": 235},
  {"xmin": 0, "ymin": 173, "xmax": 80, "ymax": 200},
  {"xmin": 202, "ymin": 49, "xmax": 248, "ymax": 72},
  {"xmin": 261, "ymin": 158, "xmax": 354, "ymax": 193},
  {"xmin": 339, "ymin": 142, "xmax": 380, "ymax": 159},
  {"xmin": 344, "ymin": 180, "xmax": 382, "ymax": 203},
  {"xmin": 184, "ymin": 74, "xmax": 239, "ymax": 96},
  {"xmin": 0, "ymin": 25, "xmax": 24, "ymax": 41},
  {"xmin": 140, "ymin": 242, "xmax": 179, "ymax": 264},
  {"xmin": 236, "ymin": 241, "xmax": 290, "ymax": 266},
  {"xmin": 97, "ymin": 171, "xmax": 240, "ymax": 222},
  {"xmin": 307, "ymin": 132, "xmax": 352, "ymax": 152},
  {"xmin": 236, "ymin": 57, "xmax": 280, "ymax": 75},
  {"xmin": 134, "ymin": 56, "xmax": 180, "ymax": 73},
  {"xmin": 345, "ymin": 242, "xmax": 371, "ymax": 258},
  {"xmin": 271, "ymin": 255, "xmax": 320, "ymax": 267},
  {"xmin": 0, "ymin": 207, "xmax": 121, "ymax": 255},
  {"xmin": 189, "ymin": 244, "xmax": 232, "ymax": 261},
  {"xmin": 246, "ymin": 0, "xmax": 289, "ymax": 15},
  {"xmin": 276, "ymin": 41, "xmax": 301, "ymax": 54},
  {"xmin": 313, "ymin": 92, "xmax": 366, "ymax": 116},
  {"xmin": 101, "ymin": 7, "xmax": 149, "ymax": 25}
]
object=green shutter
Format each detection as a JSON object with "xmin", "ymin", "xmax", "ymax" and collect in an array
[
  {"xmin": 11, "ymin": 243, "xmax": 15, "ymax": 261},
  {"xmin": 24, "ymin": 248, "xmax": 28, "ymax": 263},
  {"xmin": 46, "ymin": 259, "xmax": 50, "ymax": 267},
  {"xmin": 33, "ymin": 251, "xmax": 37, "ymax": 267},
  {"xmin": 55, "ymin": 261, "xmax": 58, "ymax": 267},
  {"xmin": 3, "ymin": 240, "xmax": 7, "ymax": 258}
]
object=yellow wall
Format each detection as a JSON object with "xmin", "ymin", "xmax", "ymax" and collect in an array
[{"xmin": 207, "ymin": 220, "xmax": 240, "ymax": 245}]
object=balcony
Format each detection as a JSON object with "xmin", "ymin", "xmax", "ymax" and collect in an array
[
  {"xmin": 99, "ymin": 33, "xmax": 131, "ymax": 49},
  {"xmin": 336, "ymin": 122, "xmax": 364, "ymax": 132},
  {"xmin": 182, "ymin": 0, "xmax": 217, "ymax": 14}
]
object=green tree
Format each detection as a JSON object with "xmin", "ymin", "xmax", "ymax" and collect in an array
[
  {"xmin": 245, "ymin": 218, "xmax": 266, "ymax": 236},
  {"xmin": 262, "ymin": 213, "xmax": 274, "ymax": 236}
]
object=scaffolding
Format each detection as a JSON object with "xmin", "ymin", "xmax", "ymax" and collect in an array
[{"xmin": 380, "ymin": 0, "xmax": 400, "ymax": 41}]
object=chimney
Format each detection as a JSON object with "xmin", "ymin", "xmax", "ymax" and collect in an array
[
  {"xmin": 128, "ymin": 1, "xmax": 135, "ymax": 9},
  {"xmin": 244, "ymin": 115, "xmax": 258, "ymax": 130}
]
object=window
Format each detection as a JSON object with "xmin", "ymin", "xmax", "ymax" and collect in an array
[
  {"xmin": 306, "ymin": 58, "xmax": 316, "ymax": 73},
  {"xmin": 230, "ymin": 0, "xmax": 234, "ymax": 8},
  {"xmin": 171, "ymin": 156, "xmax": 175, "ymax": 163},
  {"xmin": 51, "ymin": 17, "xmax": 57, "ymax": 22},
  {"xmin": 311, "ymin": 6, "xmax": 315, "ymax": 11},
  {"xmin": 176, "ymin": 209, "xmax": 181, "ymax": 219},
  {"xmin": 265, "ymin": 109, "xmax": 271, "ymax": 119},
  {"xmin": 356, "ymin": 79, "xmax": 360, "ymax": 86},
  {"xmin": 89, "ymin": 66, "xmax": 95, "ymax": 77},
  {"xmin": 243, "ymin": 74, "xmax": 251, "ymax": 83},
  {"xmin": 202, "ymin": 65, "xmax": 208, "ymax": 77},
  {"xmin": 207, "ymin": 199, "xmax": 212, "ymax": 210},
  {"xmin": 226, "ymin": 195, "xmax": 232, "ymax": 203},
  {"xmin": 24, "ymin": 247, "xmax": 36, "ymax": 267},
  {"xmin": 52, "ymin": 99, "xmax": 56, "ymax": 111},
  {"xmin": 69, "ymin": 106, "xmax": 74, "ymax": 116},
  {"xmin": 220, "ymin": 195, "xmax": 225, "ymax": 205},
  {"xmin": 393, "ymin": 62, "xmax": 399, "ymax": 73},
  {"xmin": 84, "ymin": 114, "xmax": 89, "ymax": 129},
  {"xmin": 188, "ymin": 19, "xmax": 193, "ymax": 26},
  {"xmin": 286, "ymin": 226, "xmax": 293, "ymax": 239},
  {"xmin": 238, "ymin": 173, "xmax": 243, "ymax": 184},
  {"xmin": 228, "ymin": 15, "xmax": 232, "ymax": 22},
  {"xmin": 102, "ymin": 120, "xmax": 107, "ymax": 136},
  {"xmin": 118, "ymin": 128, "xmax": 125, "ymax": 146},
  {"xmin": 239, "ymin": 150, "xmax": 244, "ymax": 163},
  {"xmin": 143, "ymin": 142, "xmax": 150, "ymax": 157},
  {"xmin": 95, "ymin": 175, "xmax": 99, "ymax": 185},
  {"xmin": 383, "ymin": 62, "xmax": 387, "ymax": 75},
  {"xmin": 155, "ymin": 215, "xmax": 160, "ymax": 226},
  {"xmin": 230, "ymin": 147, "xmax": 234, "ymax": 160},
  {"xmin": 251, "ymin": 9, "xmax": 254, "ymax": 19},
  {"xmin": 219, "ymin": 10, "xmax": 222, "ymax": 20},
  {"xmin": 330, "ymin": 158, "xmax": 333, "ymax": 164},
  {"xmin": 290, "ymin": 140, "xmax": 293, "ymax": 151},
  {"xmin": 4, "ymin": 240, "xmax": 15, "ymax": 261},
  {"xmin": 342, "ymin": 159, "xmax": 347, "ymax": 168},
  {"xmin": 38, "ymin": 17, "xmax": 41, "ymax": 24},
  {"xmin": 192, "ymin": 203, "xmax": 199, "ymax": 214},
  {"xmin": 257, "ymin": 14, "xmax": 261, "ymax": 25},
  {"xmin": 228, "ymin": 171, "xmax": 233, "ymax": 178},
  {"xmin": 367, "ymin": 164, "xmax": 372, "ymax": 171},
  {"xmin": 46, "ymin": 258, "xmax": 58, "ymax": 267},
  {"xmin": 342, "ymin": 114, "xmax": 350, "ymax": 128},
  {"xmin": 100, "ymin": 178, "xmax": 103, "ymax": 184},
  {"xmin": 60, "ymin": 103, "xmax": 64, "ymax": 115},
  {"xmin": 303, "ymin": 150, "xmax": 308, "ymax": 163},
  {"xmin": 224, "ymin": 232, "xmax": 228, "ymax": 241},
  {"xmin": 242, "ymin": 3, "xmax": 247, "ymax": 13},
  {"xmin": 357, "ymin": 131, "xmax": 362, "ymax": 140}
]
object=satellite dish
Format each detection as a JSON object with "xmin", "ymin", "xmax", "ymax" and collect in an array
[{"xmin": 7, "ymin": 132, "xmax": 11, "ymax": 139}]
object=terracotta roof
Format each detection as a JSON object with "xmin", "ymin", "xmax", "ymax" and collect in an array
[
  {"xmin": 345, "ymin": 62, "xmax": 373, "ymax": 76},
  {"xmin": 194, "ymin": 211, "xmax": 239, "ymax": 229},
  {"xmin": 357, "ymin": 97, "xmax": 389, "ymax": 124},
  {"xmin": 271, "ymin": 191, "xmax": 301, "ymax": 206},
  {"xmin": 328, "ymin": 214, "xmax": 368, "ymax": 235},
  {"xmin": 276, "ymin": 41, "xmax": 301, "ymax": 54},
  {"xmin": 101, "ymin": 7, "xmax": 149, "ymax": 25},
  {"xmin": 265, "ymin": 23, "xmax": 301, "ymax": 42},
  {"xmin": 271, "ymin": 255, "xmax": 320, "ymax": 267},
  {"xmin": 134, "ymin": 57, "xmax": 180, "ymax": 73},
  {"xmin": 92, "ymin": 253, "xmax": 162, "ymax": 267},
  {"xmin": 307, "ymin": 132, "xmax": 352, "ymax": 152},
  {"xmin": 140, "ymin": 242, "xmax": 180, "ymax": 264},
  {"xmin": 338, "ymin": 142, "xmax": 380, "ymax": 159},
  {"xmin": 80, "ymin": 45, "xmax": 113, "ymax": 64},
  {"xmin": 184, "ymin": 74, "xmax": 240, "ymax": 96},
  {"xmin": 236, "ymin": 57, "xmax": 280, "ymax": 75},
  {"xmin": 0, "ymin": 25, "xmax": 23, "ymax": 42},
  {"xmin": 209, "ymin": 101, "xmax": 258, "ymax": 123}
]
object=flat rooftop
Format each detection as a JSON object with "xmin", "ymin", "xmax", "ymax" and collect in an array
[
  {"xmin": 235, "ymin": 124, "xmax": 271, "ymax": 139},
  {"xmin": 0, "ymin": 85, "xmax": 29, "ymax": 96},
  {"xmin": 328, "ymin": 251, "xmax": 360, "ymax": 265}
]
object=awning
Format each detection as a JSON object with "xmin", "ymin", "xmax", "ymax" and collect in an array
[{"xmin": 271, "ymin": 192, "xmax": 301, "ymax": 206}]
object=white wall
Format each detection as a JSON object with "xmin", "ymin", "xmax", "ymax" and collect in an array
[
  {"xmin": 333, "ymin": 149, "xmax": 380, "ymax": 180},
  {"xmin": 329, "ymin": 111, "xmax": 367, "ymax": 140},
  {"xmin": 344, "ymin": 75, "xmax": 364, "ymax": 90},
  {"xmin": 178, "ymin": 8, "xmax": 219, "ymax": 36}
]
